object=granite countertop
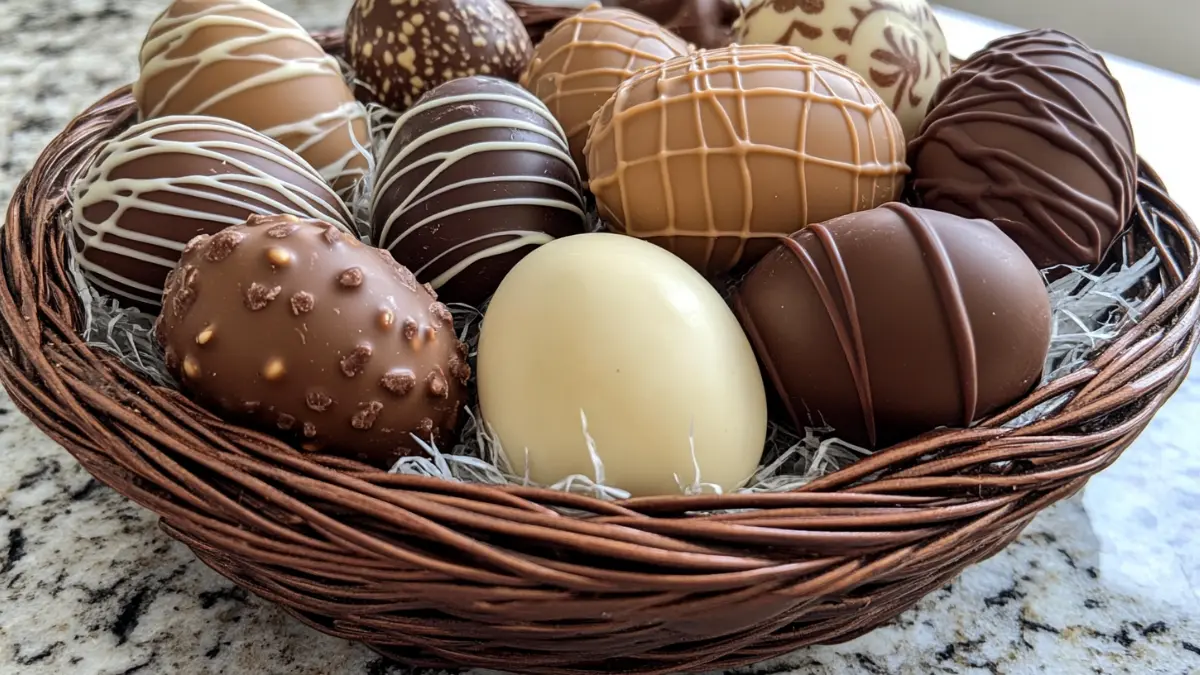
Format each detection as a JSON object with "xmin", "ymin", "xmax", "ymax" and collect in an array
[{"xmin": 1, "ymin": 1, "xmax": 1199, "ymax": 674}]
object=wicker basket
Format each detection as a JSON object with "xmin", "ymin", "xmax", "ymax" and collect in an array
[{"xmin": 2, "ymin": 15, "xmax": 1199, "ymax": 675}]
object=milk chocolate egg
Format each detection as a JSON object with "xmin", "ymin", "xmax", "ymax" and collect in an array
[
  {"xmin": 521, "ymin": 6, "xmax": 690, "ymax": 176},
  {"xmin": 372, "ymin": 76, "xmax": 587, "ymax": 306},
  {"xmin": 736, "ymin": 0, "xmax": 950, "ymax": 139},
  {"xmin": 70, "ymin": 116, "xmax": 355, "ymax": 312},
  {"xmin": 733, "ymin": 203, "xmax": 1051, "ymax": 448},
  {"xmin": 345, "ymin": 0, "xmax": 532, "ymax": 111},
  {"xmin": 607, "ymin": 0, "xmax": 740, "ymax": 49},
  {"xmin": 586, "ymin": 44, "xmax": 908, "ymax": 276},
  {"xmin": 909, "ymin": 30, "xmax": 1137, "ymax": 269},
  {"xmin": 477, "ymin": 233, "xmax": 767, "ymax": 497},
  {"xmin": 157, "ymin": 214, "xmax": 470, "ymax": 467},
  {"xmin": 136, "ymin": 0, "xmax": 370, "ymax": 192}
]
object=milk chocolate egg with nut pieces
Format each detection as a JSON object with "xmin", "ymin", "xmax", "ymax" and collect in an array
[
  {"xmin": 156, "ymin": 214, "xmax": 470, "ymax": 467},
  {"xmin": 477, "ymin": 233, "xmax": 768, "ymax": 497},
  {"xmin": 372, "ymin": 76, "xmax": 587, "ymax": 306},
  {"xmin": 345, "ymin": 0, "xmax": 532, "ymax": 111},
  {"xmin": 736, "ymin": 0, "xmax": 950, "ymax": 140},
  {"xmin": 520, "ymin": 6, "xmax": 690, "ymax": 177},
  {"xmin": 908, "ymin": 30, "xmax": 1137, "ymax": 269},
  {"xmin": 586, "ymin": 44, "xmax": 908, "ymax": 277},
  {"xmin": 70, "ymin": 116, "xmax": 355, "ymax": 312},
  {"xmin": 136, "ymin": 0, "xmax": 371, "ymax": 192},
  {"xmin": 733, "ymin": 203, "xmax": 1051, "ymax": 449}
]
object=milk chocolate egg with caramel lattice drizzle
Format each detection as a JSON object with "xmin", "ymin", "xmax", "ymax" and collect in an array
[
  {"xmin": 69, "ymin": 116, "xmax": 355, "ymax": 312},
  {"xmin": 156, "ymin": 214, "xmax": 470, "ymax": 467},
  {"xmin": 371, "ymin": 76, "xmax": 587, "ymax": 306},
  {"xmin": 585, "ymin": 44, "xmax": 909, "ymax": 277},
  {"xmin": 135, "ymin": 0, "xmax": 371, "ymax": 192}
]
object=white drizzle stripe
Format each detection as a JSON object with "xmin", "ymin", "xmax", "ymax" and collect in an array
[
  {"xmin": 385, "ymin": 197, "xmax": 587, "ymax": 251},
  {"xmin": 80, "ymin": 271, "xmax": 164, "ymax": 307},
  {"xmin": 387, "ymin": 92, "xmax": 573, "ymax": 152},
  {"xmin": 377, "ymin": 142, "xmax": 577, "ymax": 246},
  {"xmin": 398, "ymin": 174, "xmax": 581, "ymax": 217},
  {"xmin": 425, "ymin": 232, "xmax": 557, "ymax": 289},
  {"xmin": 70, "ymin": 115, "xmax": 353, "ymax": 307},
  {"xmin": 136, "ymin": 1, "xmax": 368, "ymax": 186}
]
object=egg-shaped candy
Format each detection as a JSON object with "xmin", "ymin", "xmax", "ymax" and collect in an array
[
  {"xmin": 586, "ymin": 44, "xmax": 908, "ymax": 277},
  {"xmin": 521, "ymin": 6, "xmax": 690, "ymax": 177},
  {"xmin": 909, "ymin": 30, "xmax": 1137, "ymax": 269},
  {"xmin": 157, "ymin": 214, "xmax": 471, "ymax": 467},
  {"xmin": 371, "ymin": 76, "xmax": 587, "ymax": 306},
  {"xmin": 733, "ymin": 203, "xmax": 1051, "ymax": 448},
  {"xmin": 69, "ymin": 116, "xmax": 354, "ymax": 312},
  {"xmin": 136, "ymin": 0, "xmax": 370, "ymax": 192},
  {"xmin": 736, "ymin": 0, "xmax": 950, "ymax": 139},
  {"xmin": 477, "ymin": 233, "xmax": 768, "ymax": 497},
  {"xmin": 345, "ymin": 0, "xmax": 532, "ymax": 111}
]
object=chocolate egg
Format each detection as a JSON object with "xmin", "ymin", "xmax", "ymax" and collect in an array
[
  {"xmin": 736, "ymin": 0, "xmax": 950, "ymax": 139},
  {"xmin": 521, "ymin": 6, "xmax": 690, "ymax": 176},
  {"xmin": 345, "ymin": 0, "xmax": 532, "ymax": 111},
  {"xmin": 607, "ymin": 0, "xmax": 740, "ymax": 49},
  {"xmin": 477, "ymin": 233, "xmax": 768, "ymax": 497},
  {"xmin": 586, "ymin": 44, "xmax": 908, "ymax": 276},
  {"xmin": 733, "ymin": 203, "xmax": 1051, "ymax": 448},
  {"xmin": 157, "ymin": 214, "xmax": 470, "ymax": 467},
  {"xmin": 69, "ymin": 116, "xmax": 354, "ymax": 312},
  {"xmin": 909, "ymin": 30, "xmax": 1137, "ymax": 269},
  {"xmin": 371, "ymin": 76, "xmax": 587, "ymax": 306},
  {"xmin": 136, "ymin": 0, "xmax": 370, "ymax": 192}
]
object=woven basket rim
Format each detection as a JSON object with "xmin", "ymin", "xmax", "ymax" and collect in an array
[{"xmin": 2, "ymin": 21, "xmax": 1198, "ymax": 675}]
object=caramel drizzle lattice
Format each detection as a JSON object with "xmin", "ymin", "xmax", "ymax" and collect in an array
[{"xmin": 592, "ymin": 44, "xmax": 907, "ymax": 272}]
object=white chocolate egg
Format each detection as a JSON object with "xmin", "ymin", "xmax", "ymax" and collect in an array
[
  {"xmin": 736, "ymin": 0, "xmax": 951, "ymax": 139},
  {"xmin": 477, "ymin": 233, "xmax": 768, "ymax": 497}
]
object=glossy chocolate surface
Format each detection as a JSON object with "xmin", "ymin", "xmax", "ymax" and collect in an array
[
  {"xmin": 586, "ymin": 44, "xmax": 908, "ymax": 277},
  {"xmin": 156, "ymin": 214, "xmax": 470, "ymax": 467},
  {"xmin": 734, "ymin": 203, "xmax": 1051, "ymax": 448},
  {"xmin": 371, "ymin": 76, "xmax": 587, "ymax": 306},
  {"xmin": 345, "ymin": 0, "xmax": 532, "ymax": 111},
  {"xmin": 70, "ymin": 116, "xmax": 354, "ymax": 312},
  {"xmin": 909, "ymin": 29, "xmax": 1137, "ymax": 269}
]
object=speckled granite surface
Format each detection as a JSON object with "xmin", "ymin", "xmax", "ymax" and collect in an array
[{"xmin": 1, "ymin": 2, "xmax": 1199, "ymax": 674}]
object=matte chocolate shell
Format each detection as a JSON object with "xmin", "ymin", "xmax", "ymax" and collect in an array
[
  {"xmin": 586, "ymin": 44, "xmax": 908, "ymax": 277},
  {"xmin": 733, "ymin": 203, "xmax": 1051, "ymax": 448},
  {"xmin": 345, "ymin": 0, "xmax": 532, "ymax": 111},
  {"xmin": 69, "ymin": 116, "xmax": 354, "ymax": 312},
  {"xmin": 520, "ymin": 7, "xmax": 690, "ymax": 176},
  {"xmin": 156, "ymin": 214, "xmax": 470, "ymax": 467},
  {"xmin": 371, "ymin": 76, "xmax": 587, "ymax": 306},
  {"xmin": 908, "ymin": 29, "xmax": 1137, "ymax": 269},
  {"xmin": 135, "ymin": 0, "xmax": 370, "ymax": 193}
]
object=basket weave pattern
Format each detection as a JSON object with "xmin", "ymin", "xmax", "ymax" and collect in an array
[{"xmin": 1, "ymin": 26, "xmax": 1198, "ymax": 675}]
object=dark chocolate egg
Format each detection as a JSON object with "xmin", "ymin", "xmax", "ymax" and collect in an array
[
  {"xmin": 733, "ymin": 203, "xmax": 1051, "ymax": 448},
  {"xmin": 909, "ymin": 29, "xmax": 1137, "ymax": 269},
  {"xmin": 345, "ymin": 0, "xmax": 532, "ymax": 111},
  {"xmin": 69, "ymin": 116, "xmax": 354, "ymax": 312},
  {"xmin": 371, "ymin": 76, "xmax": 587, "ymax": 305},
  {"xmin": 156, "ymin": 214, "xmax": 470, "ymax": 467}
]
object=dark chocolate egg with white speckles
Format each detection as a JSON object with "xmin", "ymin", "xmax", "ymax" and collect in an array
[
  {"xmin": 345, "ymin": 0, "xmax": 532, "ymax": 110},
  {"xmin": 156, "ymin": 214, "xmax": 470, "ymax": 467}
]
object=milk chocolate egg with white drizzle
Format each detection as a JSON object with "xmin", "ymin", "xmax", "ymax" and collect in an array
[
  {"xmin": 69, "ymin": 116, "xmax": 354, "ymax": 312},
  {"xmin": 371, "ymin": 76, "xmax": 587, "ymax": 305},
  {"xmin": 135, "ymin": 0, "xmax": 370, "ymax": 192}
]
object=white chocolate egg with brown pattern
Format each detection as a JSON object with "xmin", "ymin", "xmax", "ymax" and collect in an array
[{"xmin": 736, "ymin": 0, "xmax": 951, "ymax": 139}]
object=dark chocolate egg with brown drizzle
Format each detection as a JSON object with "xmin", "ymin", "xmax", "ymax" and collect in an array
[
  {"xmin": 156, "ymin": 214, "xmax": 470, "ymax": 467},
  {"xmin": 733, "ymin": 203, "xmax": 1051, "ymax": 448},
  {"xmin": 909, "ymin": 29, "xmax": 1136, "ymax": 269}
]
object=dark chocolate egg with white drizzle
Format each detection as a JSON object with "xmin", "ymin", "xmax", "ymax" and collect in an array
[
  {"xmin": 371, "ymin": 76, "xmax": 587, "ymax": 306},
  {"xmin": 733, "ymin": 203, "xmax": 1051, "ymax": 448},
  {"xmin": 69, "ymin": 116, "xmax": 355, "ymax": 312}
]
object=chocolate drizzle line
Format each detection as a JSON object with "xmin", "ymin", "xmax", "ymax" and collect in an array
[
  {"xmin": 910, "ymin": 30, "xmax": 1136, "ymax": 266},
  {"xmin": 885, "ymin": 203, "xmax": 979, "ymax": 425},
  {"xmin": 781, "ymin": 230, "xmax": 877, "ymax": 446}
]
